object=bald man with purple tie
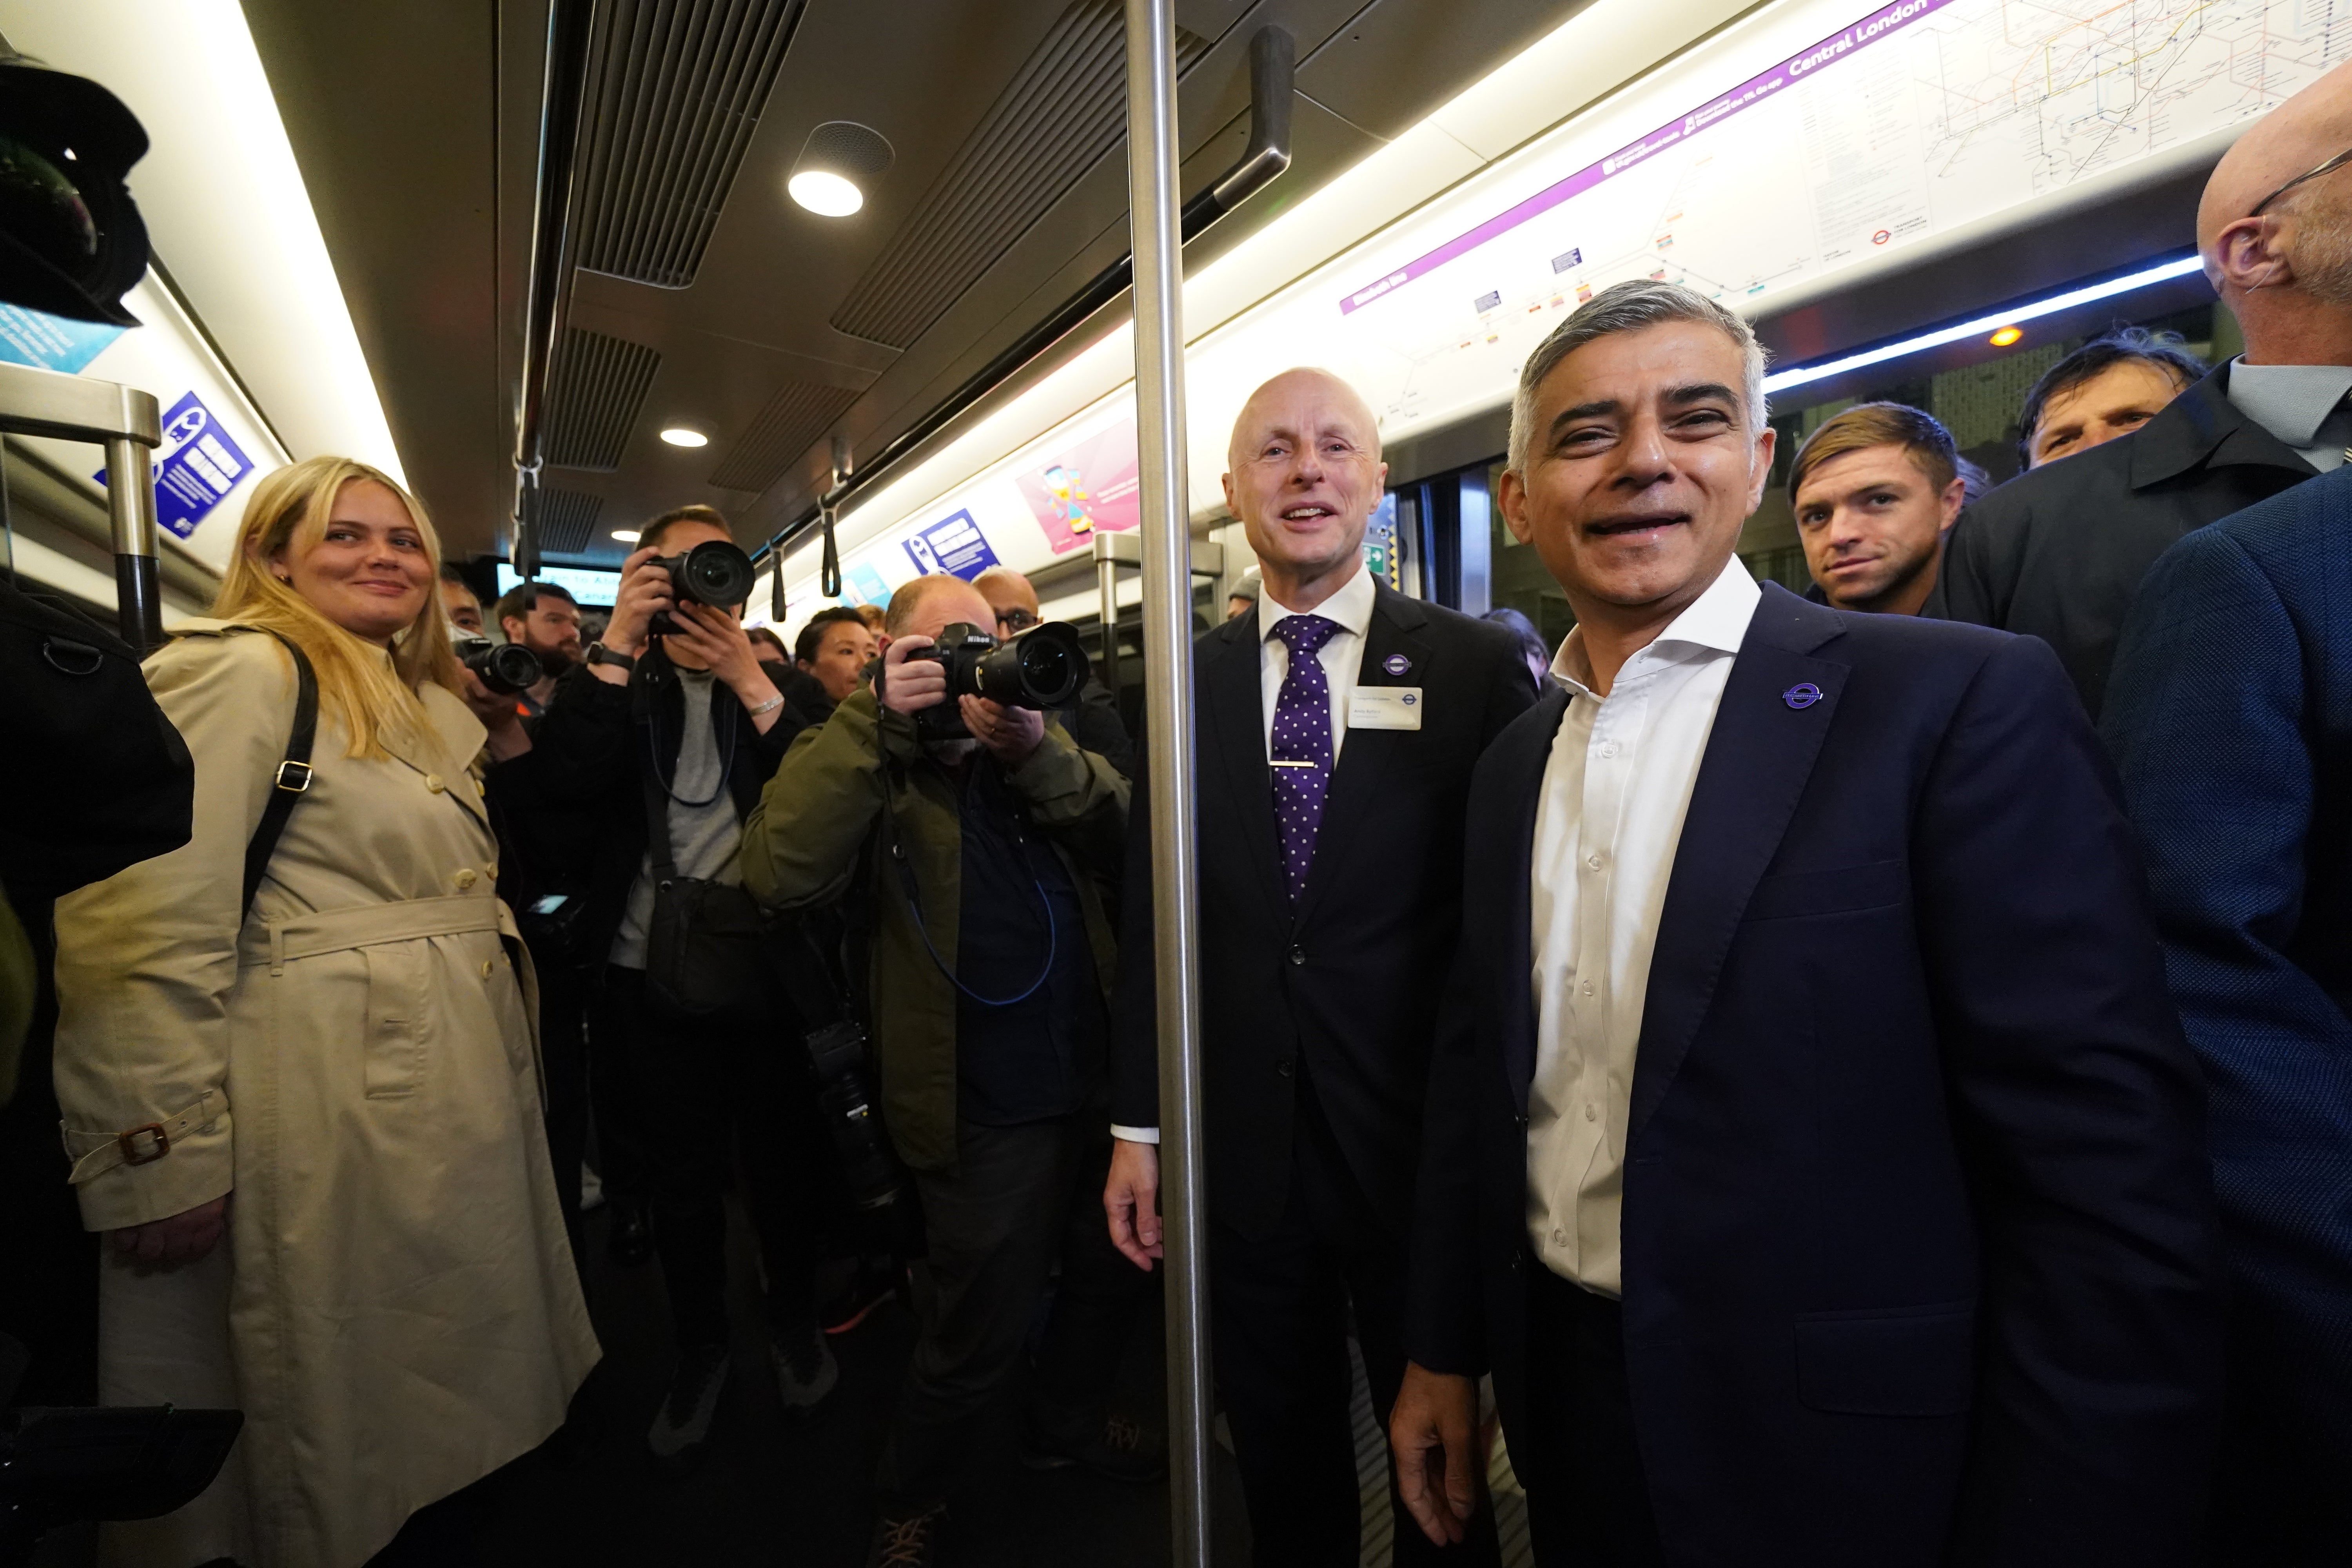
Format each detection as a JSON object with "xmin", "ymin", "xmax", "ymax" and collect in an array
[{"xmin": 1103, "ymin": 369, "xmax": 1537, "ymax": 1564}]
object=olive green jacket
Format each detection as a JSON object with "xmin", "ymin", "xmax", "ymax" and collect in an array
[{"xmin": 737, "ymin": 686, "xmax": 1128, "ymax": 1171}]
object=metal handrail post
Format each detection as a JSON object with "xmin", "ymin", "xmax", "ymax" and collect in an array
[
  {"xmin": 1093, "ymin": 531, "xmax": 1123, "ymax": 697},
  {"xmin": 1124, "ymin": 1, "xmax": 1210, "ymax": 1563},
  {"xmin": 0, "ymin": 361, "xmax": 164, "ymax": 652},
  {"xmin": 105, "ymin": 435, "xmax": 162, "ymax": 651}
]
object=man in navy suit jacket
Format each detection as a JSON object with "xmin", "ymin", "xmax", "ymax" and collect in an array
[
  {"xmin": 1389, "ymin": 281, "xmax": 2224, "ymax": 1566},
  {"xmin": 2105, "ymin": 463, "xmax": 2352, "ymax": 1563}
]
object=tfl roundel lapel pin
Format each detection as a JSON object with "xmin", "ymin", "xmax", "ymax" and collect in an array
[
  {"xmin": 1383, "ymin": 654, "xmax": 1410, "ymax": 675},
  {"xmin": 1782, "ymin": 682, "xmax": 1825, "ymax": 710}
]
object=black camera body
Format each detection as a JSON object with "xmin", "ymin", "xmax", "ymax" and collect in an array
[
  {"xmin": 804, "ymin": 1019, "xmax": 906, "ymax": 1212},
  {"xmin": 902, "ymin": 620, "xmax": 1090, "ymax": 741},
  {"xmin": 453, "ymin": 634, "xmax": 543, "ymax": 696},
  {"xmin": 649, "ymin": 541, "xmax": 756, "ymax": 635}
]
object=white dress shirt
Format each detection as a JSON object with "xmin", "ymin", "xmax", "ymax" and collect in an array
[
  {"xmin": 1526, "ymin": 558, "xmax": 1760, "ymax": 1297},
  {"xmin": 2225, "ymin": 358, "xmax": 2352, "ymax": 473},
  {"xmin": 1255, "ymin": 566, "xmax": 1377, "ymax": 763},
  {"xmin": 1112, "ymin": 565, "xmax": 1379, "ymax": 1147}
]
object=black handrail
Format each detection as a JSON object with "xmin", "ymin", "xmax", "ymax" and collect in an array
[
  {"xmin": 512, "ymin": 0, "xmax": 599, "ymax": 578},
  {"xmin": 753, "ymin": 23, "xmax": 1295, "ymax": 584}
]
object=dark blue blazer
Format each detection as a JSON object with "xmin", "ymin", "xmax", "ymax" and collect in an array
[
  {"xmin": 1114, "ymin": 583, "xmax": 1535, "ymax": 1238},
  {"xmin": 2103, "ymin": 463, "xmax": 2352, "ymax": 1555},
  {"xmin": 1407, "ymin": 584, "xmax": 2223, "ymax": 1566}
]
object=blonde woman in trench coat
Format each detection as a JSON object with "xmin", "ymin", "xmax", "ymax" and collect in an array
[{"xmin": 51, "ymin": 457, "xmax": 599, "ymax": 1568}]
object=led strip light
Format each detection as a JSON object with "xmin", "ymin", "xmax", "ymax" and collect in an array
[{"xmin": 1761, "ymin": 253, "xmax": 2209, "ymax": 395}]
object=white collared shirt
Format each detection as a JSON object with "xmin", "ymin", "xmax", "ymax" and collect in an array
[
  {"xmin": 1111, "ymin": 564, "xmax": 1378, "ymax": 1148},
  {"xmin": 1526, "ymin": 557, "xmax": 1760, "ymax": 1297},
  {"xmin": 1256, "ymin": 566, "xmax": 1378, "ymax": 764},
  {"xmin": 2225, "ymin": 358, "xmax": 2352, "ymax": 473}
]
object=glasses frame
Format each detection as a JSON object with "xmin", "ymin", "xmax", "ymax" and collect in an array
[
  {"xmin": 2249, "ymin": 143, "xmax": 2352, "ymax": 218},
  {"xmin": 994, "ymin": 607, "xmax": 1040, "ymax": 633}
]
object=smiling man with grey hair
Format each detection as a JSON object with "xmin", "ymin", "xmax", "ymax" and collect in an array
[
  {"xmin": 1506, "ymin": 280, "xmax": 1770, "ymax": 475},
  {"xmin": 1390, "ymin": 280, "xmax": 2223, "ymax": 1566}
]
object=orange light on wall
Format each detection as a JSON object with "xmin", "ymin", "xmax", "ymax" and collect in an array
[{"xmin": 1989, "ymin": 325, "xmax": 2024, "ymax": 347}]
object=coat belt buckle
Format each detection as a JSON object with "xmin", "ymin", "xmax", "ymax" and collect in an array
[{"xmin": 117, "ymin": 1122, "xmax": 171, "ymax": 1165}]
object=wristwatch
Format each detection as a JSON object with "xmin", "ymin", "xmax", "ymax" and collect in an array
[{"xmin": 584, "ymin": 641, "xmax": 637, "ymax": 673}]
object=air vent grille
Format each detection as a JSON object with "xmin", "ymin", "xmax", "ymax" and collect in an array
[
  {"xmin": 533, "ymin": 487, "xmax": 606, "ymax": 557},
  {"xmin": 709, "ymin": 379, "xmax": 862, "ymax": 493},
  {"xmin": 830, "ymin": 0, "xmax": 1206, "ymax": 348},
  {"xmin": 573, "ymin": 0, "xmax": 807, "ymax": 289},
  {"xmin": 544, "ymin": 328, "xmax": 661, "ymax": 471}
]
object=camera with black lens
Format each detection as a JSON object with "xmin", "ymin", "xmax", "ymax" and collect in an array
[
  {"xmin": 804, "ymin": 1020, "xmax": 906, "ymax": 1212},
  {"xmin": 452, "ymin": 633, "xmax": 543, "ymax": 696},
  {"xmin": 901, "ymin": 620, "xmax": 1090, "ymax": 741},
  {"xmin": 649, "ymin": 540, "xmax": 756, "ymax": 635}
]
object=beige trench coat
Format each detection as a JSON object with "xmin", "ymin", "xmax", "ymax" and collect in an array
[{"xmin": 52, "ymin": 622, "xmax": 599, "ymax": 1568}]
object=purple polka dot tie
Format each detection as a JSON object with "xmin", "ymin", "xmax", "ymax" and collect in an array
[{"xmin": 1269, "ymin": 614, "xmax": 1340, "ymax": 907}]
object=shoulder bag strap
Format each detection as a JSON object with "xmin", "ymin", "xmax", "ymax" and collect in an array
[{"xmin": 241, "ymin": 630, "xmax": 319, "ymax": 922}]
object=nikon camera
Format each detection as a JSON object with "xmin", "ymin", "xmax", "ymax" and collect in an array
[{"xmin": 901, "ymin": 620, "xmax": 1090, "ymax": 741}]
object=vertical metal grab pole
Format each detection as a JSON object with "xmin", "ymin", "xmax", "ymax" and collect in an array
[{"xmin": 1124, "ymin": 2, "xmax": 1210, "ymax": 1563}]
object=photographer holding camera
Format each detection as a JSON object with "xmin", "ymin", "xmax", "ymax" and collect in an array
[
  {"xmin": 524, "ymin": 503, "xmax": 840, "ymax": 1472},
  {"xmin": 491, "ymin": 578, "xmax": 583, "ymax": 717},
  {"xmin": 740, "ymin": 573, "xmax": 1148, "ymax": 1568}
]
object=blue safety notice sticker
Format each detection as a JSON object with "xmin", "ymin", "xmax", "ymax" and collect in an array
[
  {"xmin": 901, "ymin": 508, "xmax": 1000, "ymax": 581},
  {"xmin": 843, "ymin": 561, "xmax": 891, "ymax": 605},
  {"xmin": 96, "ymin": 391, "xmax": 254, "ymax": 539}
]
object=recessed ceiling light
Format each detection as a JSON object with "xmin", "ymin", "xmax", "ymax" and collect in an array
[
  {"xmin": 659, "ymin": 427, "xmax": 708, "ymax": 447},
  {"xmin": 611, "ymin": 529, "xmax": 641, "ymax": 542},
  {"xmin": 788, "ymin": 122, "xmax": 894, "ymax": 218},
  {"xmin": 789, "ymin": 170, "xmax": 864, "ymax": 216},
  {"xmin": 1988, "ymin": 325, "xmax": 2024, "ymax": 347}
]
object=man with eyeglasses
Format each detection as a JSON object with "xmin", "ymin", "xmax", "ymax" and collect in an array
[
  {"xmin": 1933, "ymin": 64, "xmax": 2352, "ymax": 719},
  {"xmin": 975, "ymin": 564, "xmax": 1134, "ymax": 777}
]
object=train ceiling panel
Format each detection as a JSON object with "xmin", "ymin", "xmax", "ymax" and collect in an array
[
  {"xmin": 237, "ymin": 0, "xmax": 1591, "ymax": 559},
  {"xmin": 543, "ymin": 328, "xmax": 663, "ymax": 471},
  {"xmin": 573, "ymin": 0, "xmax": 810, "ymax": 290},
  {"xmin": 533, "ymin": 485, "xmax": 608, "ymax": 556},
  {"xmin": 829, "ymin": 1, "xmax": 1210, "ymax": 350},
  {"xmin": 708, "ymin": 378, "xmax": 865, "ymax": 494}
]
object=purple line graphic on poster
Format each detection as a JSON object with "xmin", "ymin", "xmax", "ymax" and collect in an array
[{"xmin": 1339, "ymin": 0, "xmax": 1956, "ymax": 314}]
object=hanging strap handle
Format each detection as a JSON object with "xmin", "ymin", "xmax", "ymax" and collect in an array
[
  {"xmin": 241, "ymin": 630, "xmax": 319, "ymax": 922},
  {"xmin": 820, "ymin": 499, "xmax": 843, "ymax": 599}
]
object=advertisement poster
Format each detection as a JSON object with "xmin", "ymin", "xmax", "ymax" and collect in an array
[
  {"xmin": 1015, "ymin": 420, "xmax": 1140, "ymax": 554},
  {"xmin": 902, "ymin": 508, "xmax": 1000, "ymax": 580}
]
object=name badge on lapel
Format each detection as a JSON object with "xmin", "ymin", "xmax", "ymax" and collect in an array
[{"xmin": 1348, "ymin": 687, "xmax": 1423, "ymax": 731}]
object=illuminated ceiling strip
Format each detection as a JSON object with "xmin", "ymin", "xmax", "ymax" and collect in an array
[{"xmin": 1761, "ymin": 252, "xmax": 2207, "ymax": 394}]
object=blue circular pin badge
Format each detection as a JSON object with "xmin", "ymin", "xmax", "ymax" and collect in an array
[
  {"xmin": 1384, "ymin": 654, "xmax": 1410, "ymax": 675},
  {"xmin": 1782, "ymin": 682, "xmax": 1824, "ymax": 710}
]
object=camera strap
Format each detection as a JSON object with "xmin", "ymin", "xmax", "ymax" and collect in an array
[
  {"xmin": 240, "ymin": 629, "xmax": 318, "ymax": 924},
  {"xmin": 880, "ymin": 763, "xmax": 1059, "ymax": 1009}
]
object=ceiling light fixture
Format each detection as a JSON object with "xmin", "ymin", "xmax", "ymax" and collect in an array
[
  {"xmin": 788, "ymin": 121, "xmax": 894, "ymax": 218},
  {"xmin": 659, "ymin": 427, "xmax": 708, "ymax": 447},
  {"xmin": 611, "ymin": 529, "xmax": 641, "ymax": 542},
  {"xmin": 1988, "ymin": 325, "xmax": 2024, "ymax": 347}
]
